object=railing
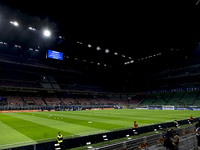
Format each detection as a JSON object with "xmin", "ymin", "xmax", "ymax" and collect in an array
[{"xmin": 94, "ymin": 124, "xmax": 197, "ymax": 150}]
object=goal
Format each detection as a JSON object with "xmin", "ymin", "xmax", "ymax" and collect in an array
[{"xmin": 162, "ymin": 105, "xmax": 175, "ymax": 110}]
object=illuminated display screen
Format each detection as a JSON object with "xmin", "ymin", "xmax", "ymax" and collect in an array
[{"xmin": 47, "ymin": 50, "xmax": 63, "ymax": 60}]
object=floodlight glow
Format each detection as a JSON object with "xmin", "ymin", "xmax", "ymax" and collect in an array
[
  {"xmin": 105, "ymin": 49, "xmax": 110, "ymax": 53},
  {"xmin": 29, "ymin": 27, "xmax": 36, "ymax": 30},
  {"xmin": 10, "ymin": 21, "xmax": 19, "ymax": 26},
  {"xmin": 88, "ymin": 44, "xmax": 92, "ymax": 48},
  {"xmin": 14, "ymin": 21, "xmax": 18, "ymax": 26},
  {"xmin": 96, "ymin": 46, "xmax": 101, "ymax": 51},
  {"xmin": 77, "ymin": 41, "xmax": 83, "ymax": 44},
  {"xmin": 43, "ymin": 29, "xmax": 51, "ymax": 37}
]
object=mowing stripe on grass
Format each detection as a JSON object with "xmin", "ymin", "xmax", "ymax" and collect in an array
[
  {"xmin": 32, "ymin": 111, "xmax": 134, "ymax": 127},
  {"xmin": 21, "ymin": 112, "xmax": 125, "ymax": 131},
  {"xmin": 44, "ymin": 110, "xmax": 173, "ymax": 126},
  {"xmin": 61, "ymin": 111, "xmax": 169, "ymax": 123},
  {"xmin": 0, "ymin": 113, "xmax": 71, "ymax": 143},
  {"xmin": 0, "ymin": 114, "xmax": 38, "ymax": 149},
  {"xmin": 0, "ymin": 120, "xmax": 36, "ymax": 146},
  {"xmin": 4, "ymin": 113, "xmax": 109, "ymax": 137}
]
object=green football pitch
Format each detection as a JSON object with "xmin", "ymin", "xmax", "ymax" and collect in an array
[{"xmin": 0, "ymin": 109, "xmax": 199, "ymax": 149}]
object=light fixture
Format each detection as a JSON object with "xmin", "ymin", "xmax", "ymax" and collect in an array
[
  {"xmin": 43, "ymin": 29, "xmax": 51, "ymax": 37},
  {"xmin": 105, "ymin": 49, "xmax": 110, "ymax": 53},
  {"xmin": 29, "ymin": 27, "xmax": 36, "ymax": 31},
  {"xmin": 96, "ymin": 46, "xmax": 101, "ymax": 51},
  {"xmin": 10, "ymin": 21, "xmax": 19, "ymax": 26}
]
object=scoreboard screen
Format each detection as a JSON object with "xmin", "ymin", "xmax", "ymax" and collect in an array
[{"xmin": 47, "ymin": 50, "xmax": 63, "ymax": 60}]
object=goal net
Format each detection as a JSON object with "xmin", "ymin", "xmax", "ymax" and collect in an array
[{"xmin": 162, "ymin": 105, "xmax": 175, "ymax": 110}]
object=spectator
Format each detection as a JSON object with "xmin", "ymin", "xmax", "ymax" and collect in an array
[
  {"xmin": 171, "ymin": 131, "xmax": 179, "ymax": 150},
  {"xmin": 196, "ymin": 120, "xmax": 200, "ymax": 129},
  {"xmin": 161, "ymin": 134, "xmax": 175, "ymax": 150},
  {"xmin": 196, "ymin": 124, "xmax": 200, "ymax": 149},
  {"xmin": 166, "ymin": 127, "xmax": 173, "ymax": 138}
]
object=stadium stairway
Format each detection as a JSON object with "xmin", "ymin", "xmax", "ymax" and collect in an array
[
  {"xmin": 41, "ymin": 97, "xmax": 47, "ymax": 105},
  {"xmin": 193, "ymin": 91, "xmax": 200, "ymax": 106}
]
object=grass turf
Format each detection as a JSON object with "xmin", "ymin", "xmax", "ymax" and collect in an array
[{"xmin": 0, "ymin": 109, "xmax": 198, "ymax": 149}]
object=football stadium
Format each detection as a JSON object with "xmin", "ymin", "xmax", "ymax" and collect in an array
[{"xmin": 1, "ymin": 1, "xmax": 200, "ymax": 150}]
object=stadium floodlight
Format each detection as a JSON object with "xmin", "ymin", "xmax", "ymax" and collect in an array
[
  {"xmin": 13, "ymin": 22, "xmax": 18, "ymax": 26},
  {"xmin": 105, "ymin": 49, "xmax": 110, "ymax": 53},
  {"xmin": 10, "ymin": 21, "xmax": 19, "ymax": 26},
  {"xmin": 77, "ymin": 41, "xmax": 83, "ymax": 44},
  {"xmin": 96, "ymin": 46, "xmax": 101, "ymax": 51},
  {"xmin": 29, "ymin": 27, "xmax": 36, "ymax": 31},
  {"xmin": 43, "ymin": 29, "xmax": 51, "ymax": 37},
  {"xmin": 114, "ymin": 52, "xmax": 118, "ymax": 55}
]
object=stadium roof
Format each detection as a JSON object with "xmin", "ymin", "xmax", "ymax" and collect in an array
[
  {"xmin": 1, "ymin": 0, "xmax": 200, "ymax": 92},
  {"xmin": 1, "ymin": 1, "xmax": 200, "ymax": 55}
]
